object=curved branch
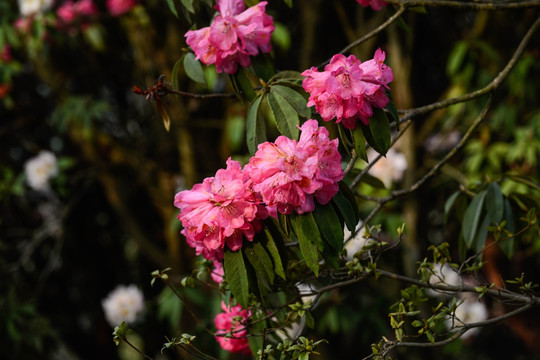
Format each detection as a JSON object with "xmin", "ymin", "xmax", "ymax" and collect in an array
[
  {"xmin": 318, "ymin": 5, "xmax": 408, "ymax": 69},
  {"xmin": 385, "ymin": 0, "xmax": 540, "ymax": 10}
]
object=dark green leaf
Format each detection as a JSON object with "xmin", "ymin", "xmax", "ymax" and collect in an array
[
  {"xmin": 232, "ymin": 68, "xmax": 256, "ymax": 101},
  {"xmin": 268, "ymin": 70, "xmax": 304, "ymax": 84},
  {"xmin": 351, "ymin": 127, "xmax": 368, "ymax": 163},
  {"xmin": 267, "ymin": 91, "xmax": 299, "ymax": 139},
  {"xmin": 250, "ymin": 54, "xmax": 275, "ymax": 83},
  {"xmin": 271, "ymin": 85, "xmax": 311, "ymax": 119},
  {"xmin": 332, "ymin": 188, "xmax": 357, "ymax": 232},
  {"xmin": 367, "ymin": 108, "xmax": 391, "ymax": 156},
  {"xmin": 385, "ymin": 99, "xmax": 400, "ymax": 130},
  {"xmin": 243, "ymin": 240, "xmax": 275, "ymax": 285},
  {"xmin": 444, "ymin": 191, "xmax": 460, "ymax": 222},
  {"xmin": 486, "ymin": 182, "xmax": 504, "ymax": 223},
  {"xmin": 223, "ymin": 250, "xmax": 249, "ymax": 308},
  {"xmin": 356, "ymin": 172, "xmax": 386, "ymax": 189},
  {"xmin": 291, "ymin": 213, "xmax": 321, "ymax": 277},
  {"xmin": 506, "ymin": 174, "xmax": 540, "ymax": 192},
  {"xmin": 447, "ymin": 41, "xmax": 467, "ymax": 76},
  {"xmin": 165, "ymin": 0, "xmax": 179, "ymax": 18},
  {"xmin": 171, "ymin": 57, "xmax": 183, "ymax": 91},
  {"xmin": 262, "ymin": 228, "xmax": 287, "ymax": 280},
  {"xmin": 183, "ymin": 52, "xmax": 206, "ymax": 85},
  {"xmin": 305, "ymin": 312, "xmax": 315, "ymax": 329},
  {"xmin": 246, "ymin": 95, "xmax": 266, "ymax": 155},
  {"xmin": 499, "ymin": 199, "xmax": 515, "ymax": 258},
  {"xmin": 339, "ymin": 182, "xmax": 361, "ymax": 225},
  {"xmin": 462, "ymin": 190, "xmax": 487, "ymax": 249},
  {"xmin": 475, "ymin": 214, "xmax": 490, "ymax": 254},
  {"xmin": 312, "ymin": 203, "xmax": 344, "ymax": 253},
  {"xmin": 180, "ymin": 0, "xmax": 195, "ymax": 13}
]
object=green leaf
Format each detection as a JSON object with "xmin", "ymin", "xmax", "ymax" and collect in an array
[
  {"xmin": 231, "ymin": 68, "xmax": 256, "ymax": 101},
  {"xmin": 183, "ymin": 52, "xmax": 206, "ymax": 85},
  {"xmin": 312, "ymin": 203, "xmax": 344, "ymax": 253},
  {"xmin": 444, "ymin": 191, "xmax": 460, "ymax": 222},
  {"xmin": 385, "ymin": 99, "xmax": 400, "ymax": 130},
  {"xmin": 486, "ymin": 182, "xmax": 504, "ymax": 223},
  {"xmin": 339, "ymin": 181, "xmax": 361, "ymax": 224},
  {"xmin": 499, "ymin": 199, "xmax": 515, "ymax": 258},
  {"xmin": 270, "ymin": 85, "xmax": 311, "ymax": 119},
  {"xmin": 291, "ymin": 213, "xmax": 321, "ymax": 277},
  {"xmin": 462, "ymin": 190, "xmax": 487, "ymax": 249},
  {"xmin": 332, "ymin": 188, "xmax": 357, "ymax": 232},
  {"xmin": 246, "ymin": 95, "xmax": 266, "ymax": 155},
  {"xmin": 267, "ymin": 91, "xmax": 299, "ymax": 139},
  {"xmin": 262, "ymin": 228, "xmax": 287, "ymax": 280},
  {"xmin": 447, "ymin": 41, "xmax": 468, "ymax": 76},
  {"xmin": 180, "ymin": 0, "xmax": 195, "ymax": 13},
  {"xmin": 171, "ymin": 57, "xmax": 182, "ymax": 91},
  {"xmin": 223, "ymin": 250, "xmax": 249, "ymax": 308},
  {"xmin": 250, "ymin": 54, "xmax": 275, "ymax": 83},
  {"xmin": 243, "ymin": 240, "xmax": 275, "ymax": 285},
  {"xmin": 269, "ymin": 70, "xmax": 304, "ymax": 84},
  {"xmin": 366, "ymin": 108, "xmax": 391, "ymax": 156},
  {"xmin": 165, "ymin": 0, "xmax": 179, "ymax": 18},
  {"xmin": 475, "ymin": 214, "xmax": 490, "ymax": 254},
  {"xmin": 351, "ymin": 127, "xmax": 368, "ymax": 163}
]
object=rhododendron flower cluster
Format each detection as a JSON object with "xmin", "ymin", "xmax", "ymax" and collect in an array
[
  {"xmin": 356, "ymin": 0, "xmax": 387, "ymax": 11},
  {"xmin": 302, "ymin": 49, "xmax": 393, "ymax": 129},
  {"xmin": 185, "ymin": 0, "xmax": 274, "ymax": 74},
  {"xmin": 174, "ymin": 158, "xmax": 268, "ymax": 261},
  {"xmin": 214, "ymin": 302, "xmax": 251, "ymax": 355},
  {"xmin": 245, "ymin": 119, "xmax": 344, "ymax": 215},
  {"xmin": 106, "ymin": 0, "xmax": 139, "ymax": 16},
  {"xmin": 57, "ymin": 0, "xmax": 99, "ymax": 26},
  {"xmin": 175, "ymin": 120, "xmax": 344, "ymax": 260}
]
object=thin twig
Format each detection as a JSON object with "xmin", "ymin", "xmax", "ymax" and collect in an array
[
  {"xmin": 318, "ymin": 5, "xmax": 408, "ymax": 69},
  {"xmin": 385, "ymin": 0, "xmax": 540, "ymax": 10},
  {"xmin": 122, "ymin": 337, "xmax": 155, "ymax": 360}
]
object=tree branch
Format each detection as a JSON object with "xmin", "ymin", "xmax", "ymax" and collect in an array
[{"xmin": 385, "ymin": 0, "xmax": 540, "ymax": 10}]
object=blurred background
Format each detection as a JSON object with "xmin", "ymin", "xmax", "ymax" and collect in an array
[{"xmin": 1, "ymin": 0, "xmax": 540, "ymax": 359}]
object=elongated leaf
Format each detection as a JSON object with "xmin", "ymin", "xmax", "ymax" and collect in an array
[
  {"xmin": 351, "ymin": 127, "xmax": 368, "ymax": 163},
  {"xmin": 270, "ymin": 85, "xmax": 311, "ymax": 118},
  {"xmin": 246, "ymin": 95, "xmax": 266, "ymax": 155},
  {"xmin": 486, "ymin": 182, "xmax": 504, "ymax": 223},
  {"xmin": 499, "ymin": 198, "xmax": 515, "ymax": 258},
  {"xmin": 386, "ymin": 99, "xmax": 400, "ymax": 130},
  {"xmin": 462, "ymin": 190, "xmax": 487, "ymax": 249},
  {"xmin": 262, "ymin": 228, "xmax": 286, "ymax": 280},
  {"xmin": 339, "ymin": 182, "xmax": 361, "ymax": 225},
  {"xmin": 171, "ymin": 57, "xmax": 183, "ymax": 91},
  {"xmin": 507, "ymin": 174, "xmax": 540, "ymax": 192},
  {"xmin": 291, "ymin": 213, "xmax": 320, "ymax": 277},
  {"xmin": 232, "ymin": 68, "xmax": 256, "ymax": 101},
  {"xmin": 180, "ymin": 0, "xmax": 195, "ymax": 13},
  {"xmin": 183, "ymin": 52, "xmax": 206, "ymax": 85},
  {"xmin": 332, "ymin": 189, "xmax": 357, "ymax": 232},
  {"xmin": 312, "ymin": 203, "xmax": 344, "ymax": 253},
  {"xmin": 243, "ymin": 240, "xmax": 275, "ymax": 285},
  {"xmin": 166, "ymin": 0, "xmax": 179, "ymax": 17},
  {"xmin": 444, "ymin": 191, "xmax": 460, "ymax": 222},
  {"xmin": 223, "ymin": 250, "xmax": 249, "ymax": 308},
  {"xmin": 250, "ymin": 54, "xmax": 275, "ymax": 83},
  {"xmin": 267, "ymin": 91, "xmax": 299, "ymax": 139},
  {"xmin": 269, "ymin": 70, "xmax": 304, "ymax": 84},
  {"xmin": 367, "ymin": 107, "xmax": 391, "ymax": 156},
  {"xmin": 475, "ymin": 214, "xmax": 490, "ymax": 254}
]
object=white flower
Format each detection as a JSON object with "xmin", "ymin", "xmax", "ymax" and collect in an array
[
  {"xmin": 344, "ymin": 223, "xmax": 369, "ymax": 261},
  {"xmin": 427, "ymin": 263, "xmax": 462, "ymax": 297},
  {"xmin": 367, "ymin": 148, "xmax": 407, "ymax": 188},
  {"xmin": 24, "ymin": 150, "xmax": 58, "ymax": 191},
  {"xmin": 447, "ymin": 295, "xmax": 489, "ymax": 340},
  {"xmin": 102, "ymin": 285, "xmax": 144, "ymax": 327},
  {"xmin": 296, "ymin": 282, "xmax": 317, "ymax": 305},
  {"xmin": 17, "ymin": 0, "xmax": 54, "ymax": 16}
]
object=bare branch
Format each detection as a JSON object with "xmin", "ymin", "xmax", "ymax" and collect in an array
[{"xmin": 385, "ymin": 0, "xmax": 540, "ymax": 10}]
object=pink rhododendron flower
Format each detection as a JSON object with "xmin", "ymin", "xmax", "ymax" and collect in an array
[
  {"xmin": 185, "ymin": 0, "xmax": 274, "ymax": 74},
  {"xmin": 57, "ymin": 0, "xmax": 98, "ymax": 26},
  {"xmin": 174, "ymin": 158, "xmax": 267, "ymax": 261},
  {"xmin": 245, "ymin": 119, "xmax": 344, "ymax": 215},
  {"xmin": 302, "ymin": 49, "xmax": 393, "ymax": 129},
  {"xmin": 356, "ymin": 0, "xmax": 387, "ymax": 11},
  {"xmin": 214, "ymin": 302, "xmax": 251, "ymax": 355},
  {"xmin": 106, "ymin": 0, "xmax": 138, "ymax": 16},
  {"xmin": 210, "ymin": 260, "xmax": 224, "ymax": 284}
]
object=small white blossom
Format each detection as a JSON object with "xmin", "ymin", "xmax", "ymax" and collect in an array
[
  {"xmin": 367, "ymin": 148, "xmax": 407, "ymax": 188},
  {"xmin": 24, "ymin": 150, "xmax": 58, "ymax": 191},
  {"xmin": 17, "ymin": 0, "xmax": 54, "ymax": 17},
  {"xmin": 447, "ymin": 295, "xmax": 489, "ymax": 340},
  {"xmin": 427, "ymin": 263, "xmax": 462, "ymax": 297},
  {"xmin": 102, "ymin": 285, "xmax": 144, "ymax": 327}
]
